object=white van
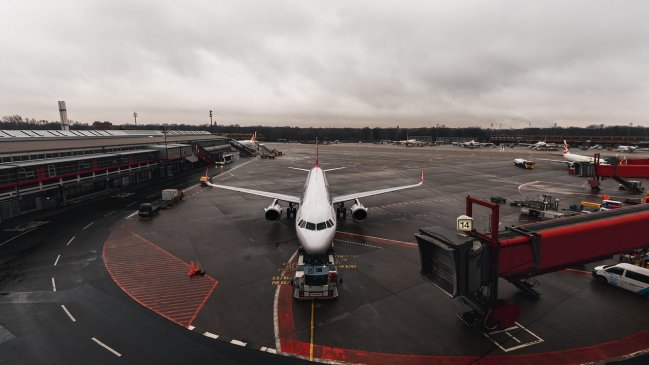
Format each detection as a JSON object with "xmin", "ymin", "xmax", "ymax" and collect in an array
[{"xmin": 592, "ymin": 263, "xmax": 649, "ymax": 296}]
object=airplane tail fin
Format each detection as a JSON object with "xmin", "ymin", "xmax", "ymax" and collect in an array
[
  {"xmin": 315, "ymin": 137, "xmax": 319, "ymax": 167},
  {"xmin": 251, "ymin": 132, "xmax": 257, "ymax": 143},
  {"xmin": 563, "ymin": 140, "xmax": 569, "ymax": 154}
]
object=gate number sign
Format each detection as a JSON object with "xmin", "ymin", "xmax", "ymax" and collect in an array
[{"xmin": 456, "ymin": 215, "xmax": 473, "ymax": 232}]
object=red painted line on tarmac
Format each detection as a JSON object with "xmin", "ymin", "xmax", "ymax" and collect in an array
[
  {"xmin": 103, "ymin": 224, "xmax": 218, "ymax": 328},
  {"xmin": 283, "ymin": 322, "xmax": 649, "ymax": 365},
  {"xmin": 188, "ymin": 280, "xmax": 217, "ymax": 327},
  {"xmin": 276, "ymin": 233, "xmax": 649, "ymax": 364}
]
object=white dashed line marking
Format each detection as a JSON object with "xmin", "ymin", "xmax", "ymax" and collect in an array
[
  {"xmin": 187, "ymin": 325, "xmax": 195, "ymax": 330},
  {"xmin": 66, "ymin": 236, "xmax": 75, "ymax": 246},
  {"xmin": 126, "ymin": 202, "xmax": 138, "ymax": 207},
  {"xmin": 333, "ymin": 239, "xmax": 382, "ymax": 249},
  {"xmin": 230, "ymin": 339, "xmax": 247, "ymax": 347},
  {"xmin": 104, "ymin": 210, "xmax": 117, "ymax": 217},
  {"xmin": 91, "ymin": 337, "xmax": 122, "ymax": 357},
  {"xmin": 203, "ymin": 332, "xmax": 219, "ymax": 339},
  {"xmin": 61, "ymin": 305, "xmax": 76, "ymax": 322},
  {"xmin": 51, "ymin": 277, "xmax": 57, "ymax": 292},
  {"xmin": 125, "ymin": 211, "xmax": 138, "ymax": 219},
  {"xmin": 54, "ymin": 255, "xmax": 60, "ymax": 266},
  {"xmin": 82, "ymin": 222, "xmax": 94, "ymax": 230}
]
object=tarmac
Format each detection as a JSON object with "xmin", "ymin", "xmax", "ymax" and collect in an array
[
  {"xmin": 110, "ymin": 143, "xmax": 649, "ymax": 364},
  {"xmin": 2, "ymin": 143, "xmax": 649, "ymax": 364}
]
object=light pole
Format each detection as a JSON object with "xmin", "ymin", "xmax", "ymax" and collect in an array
[
  {"xmin": 133, "ymin": 112, "xmax": 138, "ymax": 127},
  {"xmin": 209, "ymin": 110, "xmax": 213, "ymax": 133},
  {"xmin": 161, "ymin": 126, "xmax": 168, "ymax": 159}
]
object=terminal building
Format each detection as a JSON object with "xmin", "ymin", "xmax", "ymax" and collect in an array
[{"xmin": 0, "ymin": 130, "xmax": 232, "ymax": 222}]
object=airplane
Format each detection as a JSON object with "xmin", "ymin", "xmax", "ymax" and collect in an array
[
  {"xmin": 205, "ymin": 141, "xmax": 424, "ymax": 255},
  {"xmin": 237, "ymin": 132, "xmax": 258, "ymax": 148},
  {"xmin": 462, "ymin": 140, "xmax": 481, "ymax": 148},
  {"xmin": 514, "ymin": 158, "xmax": 535, "ymax": 169},
  {"xmin": 562, "ymin": 140, "xmax": 596, "ymax": 163},
  {"xmin": 536, "ymin": 140, "xmax": 609, "ymax": 166},
  {"xmin": 394, "ymin": 133, "xmax": 425, "ymax": 147},
  {"xmin": 519, "ymin": 141, "xmax": 558, "ymax": 150},
  {"xmin": 615, "ymin": 145, "xmax": 637, "ymax": 153}
]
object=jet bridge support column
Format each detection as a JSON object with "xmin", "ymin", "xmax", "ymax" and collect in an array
[{"xmin": 417, "ymin": 196, "xmax": 520, "ymax": 330}]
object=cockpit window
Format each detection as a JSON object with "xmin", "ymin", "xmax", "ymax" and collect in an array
[
  {"xmin": 325, "ymin": 220, "xmax": 333, "ymax": 228},
  {"xmin": 298, "ymin": 220, "xmax": 306, "ymax": 228},
  {"xmin": 316, "ymin": 222, "xmax": 327, "ymax": 230},
  {"xmin": 305, "ymin": 222, "xmax": 315, "ymax": 230}
]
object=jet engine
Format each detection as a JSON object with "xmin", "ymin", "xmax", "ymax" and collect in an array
[
  {"xmin": 264, "ymin": 199, "xmax": 282, "ymax": 222},
  {"xmin": 350, "ymin": 199, "xmax": 368, "ymax": 222}
]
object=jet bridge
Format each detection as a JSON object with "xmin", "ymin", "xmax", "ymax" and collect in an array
[{"xmin": 416, "ymin": 196, "xmax": 649, "ymax": 330}]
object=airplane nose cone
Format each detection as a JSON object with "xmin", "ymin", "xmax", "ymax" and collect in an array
[{"xmin": 296, "ymin": 228, "xmax": 335, "ymax": 255}]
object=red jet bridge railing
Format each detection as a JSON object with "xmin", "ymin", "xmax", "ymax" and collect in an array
[
  {"xmin": 416, "ymin": 196, "xmax": 649, "ymax": 330},
  {"xmin": 595, "ymin": 155, "xmax": 649, "ymax": 179}
]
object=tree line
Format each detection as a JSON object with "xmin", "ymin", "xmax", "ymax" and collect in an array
[{"xmin": 1, "ymin": 114, "xmax": 647, "ymax": 142}]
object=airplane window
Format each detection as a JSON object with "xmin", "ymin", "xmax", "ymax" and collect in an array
[
  {"xmin": 317, "ymin": 222, "xmax": 327, "ymax": 230},
  {"xmin": 306, "ymin": 222, "xmax": 315, "ymax": 230},
  {"xmin": 299, "ymin": 220, "xmax": 307, "ymax": 228},
  {"xmin": 325, "ymin": 220, "xmax": 333, "ymax": 228}
]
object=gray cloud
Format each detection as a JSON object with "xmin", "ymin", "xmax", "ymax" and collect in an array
[{"xmin": 1, "ymin": 0, "xmax": 648, "ymax": 127}]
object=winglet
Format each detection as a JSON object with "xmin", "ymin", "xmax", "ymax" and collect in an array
[
  {"xmin": 251, "ymin": 132, "xmax": 257, "ymax": 143},
  {"xmin": 563, "ymin": 140, "xmax": 569, "ymax": 154},
  {"xmin": 315, "ymin": 137, "xmax": 319, "ymax": 168},
  {"xmin": 419, "ymin": 169, "xmax": 424, "ymax": 184}
]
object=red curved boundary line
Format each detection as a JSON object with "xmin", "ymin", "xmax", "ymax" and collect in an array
[
  {"xmin": 102, "ymin": 225, "xmax": 218, "ymax": 328},
  {"xmin": 276, "ymin": 234, "xmax": 649, "ymax": 364}
]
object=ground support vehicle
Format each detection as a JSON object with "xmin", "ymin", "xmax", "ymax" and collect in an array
[
  {"xmin": 138, "ymin": 202, "xmax": 162, "ymax": 218},
  {"xmin": 292, "ymin": 248, "xmax": 340, "ymax": 300}
]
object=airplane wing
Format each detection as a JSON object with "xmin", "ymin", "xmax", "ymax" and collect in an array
[
  {"xmin": 332, "ymin": 170, "xmax": 423, "ymax": 204},
  {"xmin": 205, "ymin": 181, "xmax": 301, "ymax": 203}
]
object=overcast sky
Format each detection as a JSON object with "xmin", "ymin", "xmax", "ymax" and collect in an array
[{"xmin": 1, "ymin": 1, "xmax": 648, "ymax": 128}]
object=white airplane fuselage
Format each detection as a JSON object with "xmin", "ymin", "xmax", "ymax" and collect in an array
[
  {"xmin": 563, "ymin": 151, "xmax": 594, "ymax": 163},
  {"xmin": 295, "ymin": 166, "xmax": 337, "ymax": 255},
  {"xmin": 562, "ymin": 140, "xmax": 594, "ymax": 163}
]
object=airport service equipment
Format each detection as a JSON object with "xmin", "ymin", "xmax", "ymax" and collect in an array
[
  {"xmin": 162, "ymin": 189, "xmax": 183, "ymax": 204},
  {"xmin": 292, "ymin": 247, "xmax": 340, "ymax": 300},
  {"xmin": 138, "ymin": 203, "xmax": 161, "ymax": 218}
]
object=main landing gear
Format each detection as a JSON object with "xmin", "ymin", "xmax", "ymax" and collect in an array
[
  {"xmin": 336, "ymin": 202, "xmax": 347, "ymax": 220},
  {"xmin": 286, "ymin": 203, "xmax": 298, "ymax": 219}
]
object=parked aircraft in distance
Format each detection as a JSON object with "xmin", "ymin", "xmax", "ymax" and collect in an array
[
  {"xmin": 514, "ymin": 158, "xmax": 535, "ymax": 169},
  {"xmin": 563, "ymin": 140, "xmax": 596, "ymax": 163},
  {"xmin": 451, "ymin": 140, "xmax": 491, "ymax": 148},
  {"xmin": 518, "ymin": 141, "xmax": 559, "ymax": 150},
  {"xmin": 615, "ymin": 145, "xmax": 638, "ymax": 153},
  {"xmin": 237, "ymin": 132, "xmax": 258, "ymax": 148}
]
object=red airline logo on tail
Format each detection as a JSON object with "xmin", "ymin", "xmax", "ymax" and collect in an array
[{"xmin": 563, "ymin": 140, "xmax": 569, "ymax": 154}]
